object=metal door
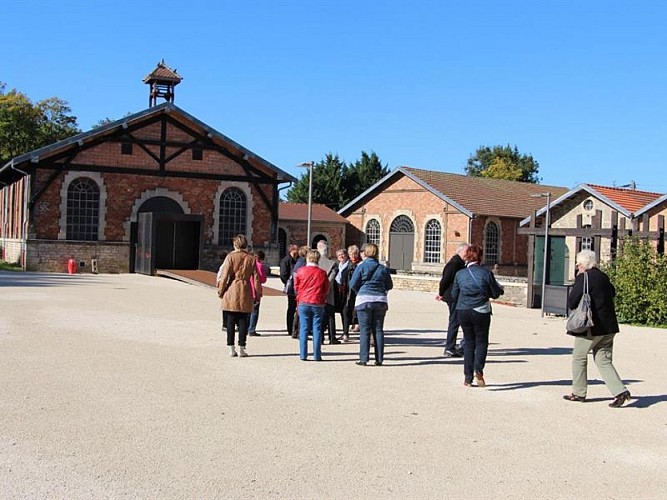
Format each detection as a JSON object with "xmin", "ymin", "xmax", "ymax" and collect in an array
[{"xmin": 388, "ymin": 215, "xmax": 415, "ymax": 271}]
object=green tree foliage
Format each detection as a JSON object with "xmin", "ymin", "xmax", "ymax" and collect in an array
[
  {"xmin": 286, "ymin": 151, "xmax": 389, "ymax": 211},
  {"xmin": 287, "ymin": 153, "xmax": 347, "ymax": 210},
  {"xmin": 0, "ymin": 84, "xmax": 80, "ymax": 164},
  {"xmin": 465, "ymin": 144, "xmax": 540, "ymax": 183},
  {"xmin": 345, "ymin": 151, "xmax": 389, "ymax": 202},
  {"xmin": 603, "ymin": 237, "xmax": 667, "ymax": 326}
]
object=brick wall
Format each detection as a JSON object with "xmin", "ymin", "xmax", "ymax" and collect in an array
[{"xmin": 278, "ymin": 221, "xmax": 346, "ymax": 255}]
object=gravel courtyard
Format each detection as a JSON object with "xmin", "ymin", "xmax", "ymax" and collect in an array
[{"xmin": 1, "ymin": 271, "xmax": 665, "ymax": 499}]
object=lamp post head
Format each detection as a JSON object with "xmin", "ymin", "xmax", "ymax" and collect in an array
[{"xmin": 297, "ymin": 161, "xmax": 315, "ymax": 168}]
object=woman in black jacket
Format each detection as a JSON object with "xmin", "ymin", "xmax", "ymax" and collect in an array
[{"xmin": 564, "ymin": 250, "xmax": 631, "ymax": 408}]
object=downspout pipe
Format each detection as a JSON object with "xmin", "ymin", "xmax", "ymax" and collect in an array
[{"xmin": 11, "ymin": 163, "xmax": 30, "ymax": 270}]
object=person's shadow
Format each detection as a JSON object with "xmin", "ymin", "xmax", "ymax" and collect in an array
[{"xmin": 488, "ymin": 379, "xmax": 664, "ymax": 407}]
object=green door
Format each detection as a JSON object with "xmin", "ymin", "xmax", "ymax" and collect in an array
[{"xmin": 534, "ymin": 236, "xmax": 567, "ymax": 285}]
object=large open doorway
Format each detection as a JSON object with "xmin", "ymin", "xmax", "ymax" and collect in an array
[{"xmin": 135, "ymin": 212, "xmax": 203, "ymax": 275}]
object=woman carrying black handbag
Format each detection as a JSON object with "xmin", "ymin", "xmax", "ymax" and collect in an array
[{"xmin": 563, "ymin": 250, "xmax": 631, "ymax": 408}]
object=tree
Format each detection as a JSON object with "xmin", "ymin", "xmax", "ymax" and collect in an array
[
  {"xmin": 286, "ymin": 153, "xmax": 347, "ymax": 210},
  {"xmin": 344, "ymin": 151, "xmax": 390, "ymax": 205},
  {"xmin": 603, "ymin": 237, "xmax": 667, "ymax": 326},
  {"xmin": 285, "ymin": 151, "xmax": 390, "ymax": 211},
  {"xmin": 465, "ymin": 144, "xmax": 540, "ymax": 183},
  {"xmin": 0, "ymin": 84, "xmax": 80, "ymax": 165}
]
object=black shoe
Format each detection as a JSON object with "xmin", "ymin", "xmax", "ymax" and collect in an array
[
  {"xmin": 563, "ymin": 394, "xmax": 586, "ymax": 402},
  {"xmin": 609, "ymin": 390, "xmax": 631, "ymax": 408},
  {"xmin": 355, "ymin": 361, "xmax": 367, "ymax": 366},
  {"xmin": 374, "ymin": 361, "xmax": 382, "ymax": 366},
  {"xmin": 330, "ymin": 339, "xmax": 341, "ymax": 345},
  {"xmin": 444, "ymin": 349, "xmax": 462, "ymax": 358},
  {"xmin": 248, "ymin": 332, "xmax": 260, "ymax": 337}
]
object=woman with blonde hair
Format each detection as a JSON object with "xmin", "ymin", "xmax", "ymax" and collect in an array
[
  {"xmin": 349, "ymin": 243, "xmax": 393, "ymax": 366},
  {"xmin": 294, "ymin": 249, "xmax": 329, "ymax": 361},
  {"xmin": 217, "ymin": 234, "xmax": 261, "ymax": 357}
]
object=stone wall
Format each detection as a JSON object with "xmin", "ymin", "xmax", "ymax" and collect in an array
[
  {"xmin": 26, "ymin": 240, "xmax": 130, "ymax": 273},
  {"xmin": 390, "ymin": 272, "xmax": 527, "ymax": 307},
  {"xmin": 1, "ymin": 238, "xmax": 22, "ymax": 264}
]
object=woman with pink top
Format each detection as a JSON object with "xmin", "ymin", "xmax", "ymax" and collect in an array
[{"xmin": 248, "ymin": 250, "xmax": 269, "ymax": 336}]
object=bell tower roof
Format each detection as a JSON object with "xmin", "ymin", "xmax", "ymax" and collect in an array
[{"xmin": 143, "ymin": 59, "xmax": 182, "ymax": 106}]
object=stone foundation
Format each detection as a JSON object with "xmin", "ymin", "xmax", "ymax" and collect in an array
[
  {"xmin": 26, "ymin": 240, "xmax": 130, "ymax": 273},
  {"xmin": 391, "ymin": 272, "xmax": 527, "ymax": 307}
]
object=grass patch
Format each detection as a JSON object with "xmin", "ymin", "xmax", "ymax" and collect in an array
[{"xmin": 0, "ymin": 260, "xmax": 23, "ymax": 271}]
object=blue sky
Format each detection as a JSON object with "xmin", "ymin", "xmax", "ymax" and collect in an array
[{"xmin": 4, "ymin": 0, "xmax": 666, "ymax": 192}]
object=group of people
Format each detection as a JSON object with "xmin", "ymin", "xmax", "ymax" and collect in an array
[
  {"xmin": 436, "ymin": 243, "xmax": 630, "ymax": 407},
  {"xmin": 279, "ymin": 240, "xmax": 393, "ymax": 364},
  {"xmin": 217, "ymin": 234, "xmax": 631, "ymax": 408}
]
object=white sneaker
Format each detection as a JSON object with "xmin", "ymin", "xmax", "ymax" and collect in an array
[
  {"xmin": 229, "ymin": 346, "xmax": 238, "ymax": 357},
  {"xmin": 238, "ymin": 346, "xmax": 248, "ymax": 358}
]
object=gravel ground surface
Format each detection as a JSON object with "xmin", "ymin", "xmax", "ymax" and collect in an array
[{"xmin": 1, "ymin": 271, "xmax": 665, "ymax": 499}]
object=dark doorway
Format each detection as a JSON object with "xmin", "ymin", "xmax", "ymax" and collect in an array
[
  {"xmin": 278, "ymin": 228, "xmax": 287, "ymax": 260},
  {"xmin": 135, "ymin": 212, "xmax": 203, "ymax": 275},
  {"xmin": 130, "ymin": 197, "xmax": 186, "ymax": 273}
]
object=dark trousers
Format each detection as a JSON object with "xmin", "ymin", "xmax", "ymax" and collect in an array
[
  {"xmin": 321, "ymin": 304, "xmax": 336, "ymax": 342},
  {"xmin": 286, "ymin": 295, "xmax": 297, "ymax": 334},
  {"xmin": 341, "ymin": 299, "xmax": 356, "ymax": 336},
  {"xmin": 458, "ymin": 309, "xmax": 491, "ymax": 383},
  {"xmin": 225, "ymin": 311, "xmax": 249, "ymax": 347},
  {"xmin": 445, "ymin": 300, "xmax": 462, "ymax": 351}
]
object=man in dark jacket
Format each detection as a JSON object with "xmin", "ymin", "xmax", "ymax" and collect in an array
[
  {"xmin": 280, "ymin": 244, "xmax": 299, "ymax": 335},
  {"xmin": 436, "ymin": 244, "xmax": 469, "ymax": 357}
]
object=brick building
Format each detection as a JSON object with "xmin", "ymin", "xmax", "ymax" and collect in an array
[
  {"xmin": 277, "ymin": 203, "xmax": 348, "ymax": 257},
  {"xmin": 339, "ymin": 166, "xmax": 568, "ymax": 276},
  {"xmin": 0, "ymin": 63, "xmax": 295, "ymax": 273}
]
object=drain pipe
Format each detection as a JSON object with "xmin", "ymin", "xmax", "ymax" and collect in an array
[{"xmin": 11, "ymin": 162, "xmax": 30, "ymax": 270}]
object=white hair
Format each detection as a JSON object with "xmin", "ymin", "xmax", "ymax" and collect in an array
[{"xmin": 576, "ymin": 250, "xmax": 597, "ymax": 270}]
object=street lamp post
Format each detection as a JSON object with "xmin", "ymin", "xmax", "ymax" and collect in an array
[
  {"xmin": 532, "ymin": 192, "xmax": 552, "ymax": 317},
  {"xmin": 297, "ymin": 161, "xmax": 314, "ymax": 247}
]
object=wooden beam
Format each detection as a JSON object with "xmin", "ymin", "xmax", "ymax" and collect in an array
[{"xmin": 40, "ymin": 163, "xmax": 280, "ymax": 184}]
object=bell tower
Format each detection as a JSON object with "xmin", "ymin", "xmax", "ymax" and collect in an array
[{"xmin": 143, "ymin": 59, "xmax": 182, "ymax": 107}]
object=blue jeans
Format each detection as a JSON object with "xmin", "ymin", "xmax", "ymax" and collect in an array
[
  {"xmin": 248, "ymin": 301, "xmax": 260, "ymax": 333},
  {"xmin": 458, "ymin": 309, "xmax": 491, "ymax": 383},
  {"xmin": 356, "ymin": 304, "xmax": 387, "ymax": 364},
  {"xmin": 298, "ymin": 303, "xmax": 324, "ymax": 360}
]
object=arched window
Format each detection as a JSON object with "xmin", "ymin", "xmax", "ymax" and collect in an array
[
  {"xmin": 424, "ymin": 219, "xmax": 441, "ymax": 263},
  {"xmin": 218, "ymin": 187, "xmax": 247, "ymax": 245},
  {"xmin": 365, "ymin": 219, "xmax": 380, "ymax": 245},
  {"xmin": 66, "ymin": 177, "xmax": 100, "ymax": 241},
  {"xmin": 390, "ymin": 215, "xmax": 414, "ymax": 233},
  {"xmin": 484, "ymin": 221, "xmax": 499, "ymax": 265}
]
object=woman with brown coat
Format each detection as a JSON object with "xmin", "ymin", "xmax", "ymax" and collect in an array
[{"xmin": 217, "ymin": 234, "xmax": 261, "ymax": 357}]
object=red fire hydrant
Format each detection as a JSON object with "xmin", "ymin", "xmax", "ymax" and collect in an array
[{"xmin": 67, "ymin": 258, "xmax": 77, "ymax": 274}]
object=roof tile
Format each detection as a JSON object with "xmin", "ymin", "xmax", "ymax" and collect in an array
[
  {"xmin": 280, "ymin": 203, "xmax": 347, "ymax": 223},
  {"xmin": 588, "ymin": 184, "xmax": 662, "ymax": 213},
  {"xmin": 402, "ymin": 167, "xmax": 570, "ymax": 218}
]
